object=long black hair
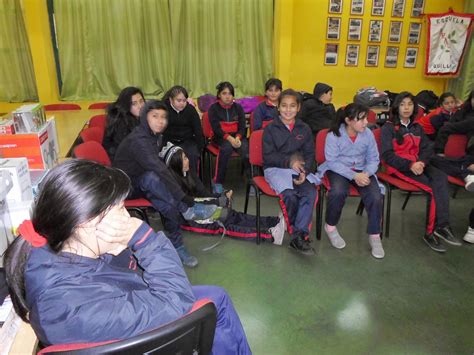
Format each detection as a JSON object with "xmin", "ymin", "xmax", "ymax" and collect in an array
[
  {"xmin": 329, "ymin": 103, "xmax": 369, "ymax": 137},
  {"xmin": 4, "ymin": 160, "xmax": 131, "ymax": 322},
  {"xmin": 390, "ymin": 91, "xmax": 418, "ymax": 144},
  {"xmin": 106, "ymin": 86, "xmax": 144, "ymax": 131},
  {"xmin": 167, "ymin": 148, "xmax": 198, "ymax": 196}
]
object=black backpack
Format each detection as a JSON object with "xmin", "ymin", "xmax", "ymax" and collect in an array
[
  {"xmin": 354, "ymin": 87, "xmax": 390, "ymax": 108},
  {"xmin": 415, "ymin": 90, "xmax": 439, "ymax": 113}
]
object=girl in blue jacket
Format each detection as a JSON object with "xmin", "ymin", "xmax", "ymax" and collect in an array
[
  {"xmin": 4, "ymin": 160, "xmax": 251, "ymax": 354},
  {"xmin": 318, "ymin": 103, "xmax": 384, "ymax": 258}
]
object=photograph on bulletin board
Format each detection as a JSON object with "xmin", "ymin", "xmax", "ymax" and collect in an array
[
  {"xmin": 366, "ymin": 45, "xmax": 380, "ymax": 67},
  {"xmin": 385, "ymin": 46, "xmax": 399, "ymax": 67},
  {"xmin": 408, "ymin": 23, "xmax": 422, "ymax": 44},
  {"xmin": 371, "ymin": 0, "xmax": 385, "ymax": 16},
  {"xmin": 329, "ymin": 0, "xmax": 343, "ymax": 14},
  {"xmin": 411, "ymin": 0, "xmax": 425, "ymax": 17},
  {"xmin": 388, "ymin": 21, "xmax": 403, "ymax": 43},
  {"xmin": 369, "ymin": 20, "xmax": 383, "ymax": 42},
  {"xmin": 350, "ymin": 0, "xmax": 364, "ymax": 15},
  {"xmin": 404, "ymin": 47, "xmax": 418, "ymax": 68},
  {"xmin": 345, "ymin": 44, "xmax": 360, "ymax": 66},
  {"xmin": 327, "ymin": 17, "xmax": 342, "ymax": 40},
  {"xmin": 325, "ymin": 43, "xmax": 339, "ymax": 65},
  {"xmin": 348, "ymin": 18, "xmax": 363, "ymax": 41},
  {"xmin": 391, "ymin": 0, "xmax": 405, "ymax": 17}
]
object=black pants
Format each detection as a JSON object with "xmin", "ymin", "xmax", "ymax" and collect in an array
[
  {"xmin": 214, "ymin": 138, "xmax": 249, "ymax": 184},
  {"xmin": 431, "ymin": 155, "xmax": 474, "ymax": 179}
]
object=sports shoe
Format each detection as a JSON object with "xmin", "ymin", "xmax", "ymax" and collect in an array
[
  {"xmin": 182, "ymin": 203, "xmax": 218, "ymax": 221},
  {"xmin": 434, "ymin": 226, "xmax": 462, "ymax": 246},
  {"xmin": 464, "ymin": 175, "xmax": 474, "ymax": 192},
  {"xmin": 270, "ymin": 212, "xmax": 286, "ymax": 245},
  {"xmin": 324, "ymin": 224, "xmax": 346, "ymax": 249},
  {"xmin": 463, "ymin": 227, "xmax": 474, "ymax": 243},
  {"xmin": 213, "ymin": 183, "xmax": 224, "ymax": 194},
  {"xmin": 369, "ymin": 235, "xmax": 385, "ymax": 259},
  {"xmin": 176, "ymin": 245, "xmax": 198, "ymax": 268},
  {"xmin": 289, "ymin": 234, "xmax": 315, "ymax": 256},
  {"xmin": 423, "ymin": 233, "xmax": 447, "ymax": 253}
]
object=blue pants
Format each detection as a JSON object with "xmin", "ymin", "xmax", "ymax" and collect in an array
[
  {"xmin": 134, "ymin": 172, "xmax": 187, "ymax": 248},
  {"xmin": 192, "ymin": 286, "xmax": 252, "ymax": 355},
  {"xmin": 280, "ymin": 180, "xmax": 317, "ymax": 238},
  {"xmin": 326, "ymin": 171, "xmax": 382, "ymax": 235},
  {"xmin": 214, "ymin": 138, "xmax": 249, "ymax": 184}
]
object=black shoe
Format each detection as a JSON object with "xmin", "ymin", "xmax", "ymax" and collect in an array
[
  {"xmin": 289, "ymin": 235, "xmax": 315, "ymax": 256},
  {"xmin": 423, "ymin": 233, "xmax": 447, "ymax": 253},
  {"xmin": 434, "ymin": 226, "xmax": 462, "ymax": 246}
]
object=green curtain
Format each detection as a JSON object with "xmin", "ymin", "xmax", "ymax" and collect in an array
[
  {"xmin": 54, "ymin": 0, "xmax": 175, "ymax": 100},
  {"xmin": 447, "ymin": 0, "xmax": 474, "ymax": 100},
  {"xmin": 0, "ymin": 0, "xmax": 38, "ymax": 102},
  {"xmin": 53, "ymin": 0, "xmax": 273, "ymax": 100},
  {"xmin": 169, "ymin": 0, "xmax": 273, "ymax": 97}
]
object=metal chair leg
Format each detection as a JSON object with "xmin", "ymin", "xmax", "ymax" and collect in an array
[{"xmin": 401, "ymin": 192, "xmax": 411, "ymax": 210}]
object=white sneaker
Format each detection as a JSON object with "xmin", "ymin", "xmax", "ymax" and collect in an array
[
  {"xmin": 369, "ymin": 235, "xmax": 385, "ymax": 259},
  {"xmin": 465, "ymin": 175, "xmax": 474, "ymax": 192},
  {"xmin": 324, "ymin": 224, "xmax": 346, "ymax": 249},
  {"xmin": 463, "ymin": 227, "xmax": 474, "ymax": 243},
  {"xmin": 270, "ymin": 212, "xmax": 286, "ymax": 245}
]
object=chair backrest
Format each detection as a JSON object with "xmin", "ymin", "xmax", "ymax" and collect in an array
[
  {"xmin": 88, "ymin": 102, "xmax": 110, "ymax": 110},
  {"xmin": 44, "ymin": 104, "xmax": 81, "ymax": 111},
  {"xmin": 39, "ymin": 299, "xmax": 217, "ymax": 355},
  {"xmin": 444, "ymin": 134, "xmax": 468, "ymax": 159},
  {"xmin": 367, "ymin": 110, "xmax": 377, "ymax": 125},
  {"xmin": 315, "ymin": 129, "xmax": 329, "ymax": 165},
  {"xmin": 372, "ymin": 127, "xmax": 382, "ymax": 153},
  {"xmin": 80, "ymin": 127, "xmax": 104, "ymax": 144},
  {"xmin": 249, "ymin": 130, "xmax": 264, "ymax": 167},
  {"xmin": 89, "ymin": 114, "xmax": 107, "ymax": 129},
  {"xmin": 73, "ymin": 141, "xmax": 112, "ymax": 166}
]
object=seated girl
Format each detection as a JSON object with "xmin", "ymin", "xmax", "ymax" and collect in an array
[
  {"xmin": 318, "ymin": 104, "xmax": 384, "ymax": 258},
  {"xmin": 418, "ymin": 92, "xmax": 459, "ymax": 140},
  {"xmin": 162, "ymin": 86, "xmax": 204, "ymax": 174},
  {"xmin": 263, "ymin": 89, "xmax": 318, "ymax": 256},
  {"xmin": 252, "ymin": 78, "xmax": 282, "ymax": 131},
  {"xmin": 160, "ymin": 142, "xmax": 286, "ymax": 244},
  {"xmin": 381, "ymin": 92, "xmax": 461, "ymax": 253},
  {"xmin": 4, "ymin": 159, "xmax": 251, "ymax": 354},
  {"xmin": 103, "ymin": 86, "xmax": 145, "ymax": 160},
  {"xmin": 208, "ymin": 82, "xmax": 249, "ymax": 194},
  {"xmin": 300, "ymin": 82, "xmax": 336, "ymax": 138}
]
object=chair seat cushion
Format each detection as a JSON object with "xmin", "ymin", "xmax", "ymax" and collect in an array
[
  {"xmin": 253, "ymin": 176, "xmax": 278, "ymax": 197},
  {"xmin": 377, "ymin": 172, "xmax": 421, "ymax": 192},
  {"xmin": 448, "ymin": 175, "xmax": 464, "ymax": 187}
]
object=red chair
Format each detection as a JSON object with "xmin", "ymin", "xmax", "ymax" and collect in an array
[
  {"xmin": 44, "ymin": 104, "xmax": 81, "ymax": 111},
  {"xmin": 73, "ymin": 142, "xmax": 154, "ymax": 223},
  {"xmin": 39, "ymin": 299, "xmax": 217, "ymax": 354},
  {"xmin": 367, "ymin": 110, "xmax": 377, "ymax": 125},
  {"xmin": 444, "ymin": 134, "xmax": 469, "ymax": 196},
  {"xmin": 89, "ymin": 114, "xmax": 107, "ymax": 129},
  {"xmin": 88, "ymin": 102, "xmax": 110, "ymax": 110},
  {"xmin": 80, "ymin": 127, "xmax": 104, "ymax": 144}
]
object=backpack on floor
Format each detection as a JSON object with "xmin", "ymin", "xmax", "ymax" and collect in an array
[{"xmin": 354, "ymin": 87, "xmax": 390, "ymax": 108}]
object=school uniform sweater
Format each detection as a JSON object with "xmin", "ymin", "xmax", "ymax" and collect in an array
[
  {"xmin": 418, "ymin": 107, "xmax": 455, "ymax": 137},
  {"xmin": 252, "ymin": 100, "xmax": 279, "ymax": 130},
  {"xmin": 208, "ymin": 101, "xmax": 246, "ymax": 145}
]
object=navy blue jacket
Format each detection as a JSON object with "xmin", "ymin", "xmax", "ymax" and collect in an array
[
  {"xmin": 263, "ymin": 117, "xmax": 315, "ymax": 172},
  {"xmin": 252, "ymin": 101, "xmax": 278, "ymax": 131},
  {"xmin": 208, "ymin": 101, "xmax": 246, "ymax": 145},
  {"xmin": 25, "ymin": 223, "xmax": 195, "ymax": 345}
]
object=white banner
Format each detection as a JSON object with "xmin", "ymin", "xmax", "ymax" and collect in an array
[{"xmin": 425, "ymin": 11, "xmax": 473, "ymax": 76}]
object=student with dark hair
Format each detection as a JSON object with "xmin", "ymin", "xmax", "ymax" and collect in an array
[
  {"xmin": 263, "ymin": 89, "xmax": 318, "ymax": 255},
  {"xmin": 103, "ymin": 86, "xmax": 145, "ymax": 160},
  {"xmin": 114, "ymin": 100, "xmax": 202, "ymax": 267},
  {"xmin": 208, "ymin": 81, "xmax": 249, "ymax": 193},
  {"xmin": 162, "ymin": 85, "xmax": 204, "ymax": 174},
  {"xmin": 252, "ymin": 78, "xmax": 282, "ymax": 131},
  {"xmin": 300, "ymin": 82, "xmax": 336, "ymax": 137},
  {"xmin": 318, "ymin": 103, "xmax": 384, "ymax": 258},
  {"xmin": 418, "ymin": 92, "xmax": 458, "ymax": 140},
  {"xmin": 161, "ymin": 142, "xmax": 286, "ymax": 243},
  {"xmin": 3, "ymin": 159, "xmax": 251, "ymax": 353},
  {"xmin": 381, "ymin": 92, "xmax": 461, "ymax": 253}
]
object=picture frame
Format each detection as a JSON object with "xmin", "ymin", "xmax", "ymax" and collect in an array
[
  {"xmin": 328, "ymin": 0, "xmax": 343, "ymax": 14},
  {"xmin": 345, "ymin": 44, "xmax": 360, "ymax": 66},
  {"xmin": 408, "ymin": 22, "xmax": 422, "ymax": 44},
  {"xmin": 350, "ymin": 0, "xmax": 364, "ymax": 15},
  {"xmin": 385, "ymin": 46, "xmax": 399, "ymax": 67},
  {"xmin": 327, "ymin": 17, "xmax": 342, "ymax": 40},
  {"xmin": 404, "ymin": 47, "xmax": 418, "ymax": 68},
  {"xmin": 411, "ymin": 0, "xmax": 424, "ymax": 17},
  {"xmin": 348, "ymin": 18, "xmax": 363, "ymax": 41},
  {"xmin": 324, "ymin": 43, "xmax": 339, "ymax": 65},
  {"xmin": 368, "ymin": 20, "xmax": 383, "ymax": 42},
  {"xmin": 388, "ymin": 21, "xmax": 403, "ymax": 43},
  {"xmin": 366, "ymin": 45, "xmax": 380, "ymax": 67},
  {"xmin": 391, "ymin": 0, "xmax": 405, "ymax": 17},
  {"xmin": 371, "ymin": 0, "xmax": 385, "ymax": 16}
]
